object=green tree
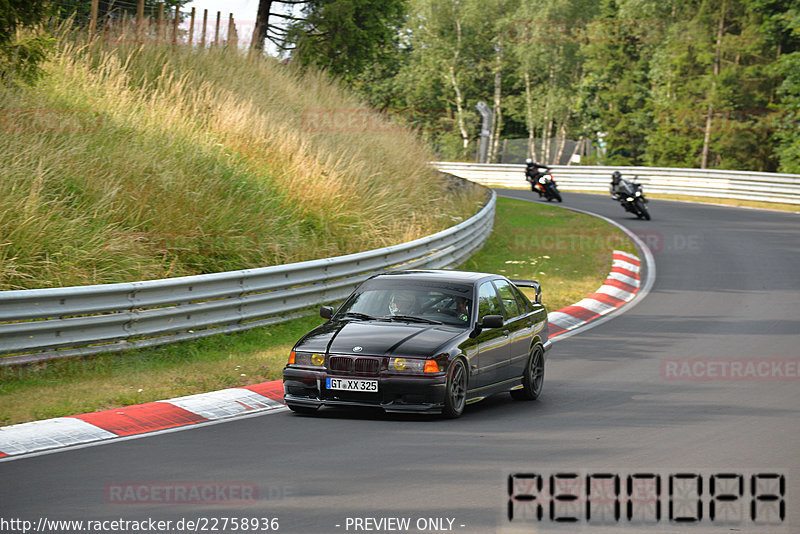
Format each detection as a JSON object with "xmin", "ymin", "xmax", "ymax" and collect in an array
[
  {"xmin": 285, "ymin": 0, "xmax": 406, "ymax": 80},
  {"xmin": 395, "ymin": 0, "xmax": 496, "ymax": 159},
  {"xmin": 645, "ymin": 0, "xmax": 785, "ymax": 170},
  {"xmin": 0, "ymin": 0, "xmax": 52, "ymax": 85},
  {"xmin": 577, "ymin": 0, "xmax": 669, "ymax": 165},
  {"xmin": 508, "ymin": 0, "xmax": 598, "ymax": 164},
  {"xmin": 753, "ymin": 0, "xmax": 800, "ymax": 172}
]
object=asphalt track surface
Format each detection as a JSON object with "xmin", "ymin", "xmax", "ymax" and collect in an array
[{"xmin": 1, "ymin": 191, "xmax": 798, "ymax": 533}]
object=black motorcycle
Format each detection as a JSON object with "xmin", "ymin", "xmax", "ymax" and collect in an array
[
  {"xmin": 613, "ymin": 177, "xmax": 650, "ymax": 220},
  {"xmin": 528, "ymin": 172, "xmax": 562, "ymax": 202}
]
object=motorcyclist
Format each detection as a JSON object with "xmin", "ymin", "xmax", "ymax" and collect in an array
[
  {"xmin": 610, "ymin": 170, "xmax": 637, "ymax": 200},
  {"xmin": 525, "ymin": 158, "xmax": 551, "ymax": 197}
]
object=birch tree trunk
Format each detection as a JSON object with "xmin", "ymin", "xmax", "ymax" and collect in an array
[
  {"xmin": 446, "ymin": 10, "xmax": 470, "ymax": 158},
  {"xmin": 488, "ymin": 43, "xmax": 503, "ymax": 163},
  {"xmin": 543, "ymin": 117, "xmax": 553, "ymax": 164},
  {"xmin": 554, "ymin": 121, "xmax": 568, "ymax": 165},
  {"xmin": 701, "ymin": 1, "xmax": 726, "ymax": 169},
  {"xmin": 448, "ymin": 65, "xmax": 470, "ymax": 157},
  {"xmin": 524, "ymin": 71, "xmax": 538, "ymax": 161}
]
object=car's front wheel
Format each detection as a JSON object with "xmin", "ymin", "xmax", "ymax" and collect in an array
[
  {"xmin": 442, "ymin": 359, "xmax": 467, "ymax": 418},
  {"xmin": 511, "ymin": 346, "xmax": 544, "ymax": 401}
]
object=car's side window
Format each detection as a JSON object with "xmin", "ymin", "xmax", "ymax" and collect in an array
[
  {"xmin": 494, "ymin": 280, "xmax": 522, "ymax": 318},
  {"xmin": 510, "ymin": 284, "xmax": 531, "ymax": 313},
  {"xmin": 477, "ymin": 281, "xmax": 502, "ymax": 319}
]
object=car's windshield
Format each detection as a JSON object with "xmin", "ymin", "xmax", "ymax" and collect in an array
[{"xmin": 336, "ymin": 279, "xmax": 473, "ymax": 326}]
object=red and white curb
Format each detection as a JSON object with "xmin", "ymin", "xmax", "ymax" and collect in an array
[
  {"xmin": 547, "ymin": 250, "xmax": 640, "ymax": 337},
  {"xmin": 0, "ymin": 251, "xmax": 642, "ymax": 460},
  {"xmin": 0, "ymin": 382, "xmax": 284, "ymax": 459}
]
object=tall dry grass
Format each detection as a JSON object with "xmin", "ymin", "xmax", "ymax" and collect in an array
[{"xmin": 0, "ymin": 36, "xmax": 485, "ymax": 289}]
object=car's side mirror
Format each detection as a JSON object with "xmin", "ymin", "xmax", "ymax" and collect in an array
[
  {"xmin": 320, "ymin": 305, "xmax": 334, "ymax": 319},
  {"xmin": 480, "ymin": 315, "xmax": 504, "ymax": 329}
]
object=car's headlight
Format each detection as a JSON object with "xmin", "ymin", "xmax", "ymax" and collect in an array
[
  {"xmin": 388, "ymin": 357, "xmax": 440, "ymax": 373},
  {"xmin": 289, "ymin": 351, "xmax": 325, "ymax": 367}
]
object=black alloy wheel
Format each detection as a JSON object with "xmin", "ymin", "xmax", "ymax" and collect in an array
[
  {"xmin": 442, "ymin": 359, "xmax": 467, "ymax": 418},
  {"xmin": 511, "ymin": 346, "xmax": 544, "ymax": 401}
]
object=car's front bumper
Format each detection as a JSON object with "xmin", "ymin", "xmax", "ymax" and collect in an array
[{"xmin": 283, "ymin": 367, "xmax": 448, "ymax": 414}]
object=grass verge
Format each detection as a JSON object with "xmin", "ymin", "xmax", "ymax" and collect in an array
[{"xmin": 0, "ymin": 197, "xmax": 636, "ymax": 426}]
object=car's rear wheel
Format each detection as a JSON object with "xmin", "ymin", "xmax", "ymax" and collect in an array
[
  {"xmin": 511, "ymin": 346, "xmax": 544, "ymax": 401},
  {"xmin": 442, "ymin": 359, "xmax": 467, "ymax": 418},
  {"xmin": 287, "ymin": 404, "xmax": 319, "ymax": 415}
]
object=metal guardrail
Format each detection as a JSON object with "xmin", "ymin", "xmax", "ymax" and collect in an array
[
  {"xmin": 432, "ymin": 162, "xmax": 800, "ymax": 205},
  {"xmin": 0, "ymin": 191, "xmax": 496, "ymax": 366}
]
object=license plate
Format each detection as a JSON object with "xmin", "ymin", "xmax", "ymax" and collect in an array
[{"xmin": 326, "ymin": 377, "xmax": 379, "ymax": 392}]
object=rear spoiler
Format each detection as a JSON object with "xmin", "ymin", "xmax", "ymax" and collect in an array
[{"xmin": 510, "ymin": 279, "xmax": 542, "ymax": 304}]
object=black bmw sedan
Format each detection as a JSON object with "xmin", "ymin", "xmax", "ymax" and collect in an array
[{"xmin": 282, "ymin": 270, "xmax": 551, "ymax": 418}]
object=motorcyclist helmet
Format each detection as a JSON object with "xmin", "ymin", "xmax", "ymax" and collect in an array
[
  {"xmin": 525, "ymin": 158, "xmax": 533, "ymax": 165},
  {"xmin": 611, "ymin": 171, "xmax": 622, "ymax": 184}
]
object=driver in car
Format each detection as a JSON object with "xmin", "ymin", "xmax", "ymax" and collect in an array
[
  {"xmin": 388, "ymin": 293, "xmax": 416, "ymax": 316},
  {"xmin": 455, "ymin": 296, "xmax": 470, "ymax": 322}
]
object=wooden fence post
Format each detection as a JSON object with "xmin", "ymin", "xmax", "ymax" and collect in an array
[
  {"xmin": 214, "ymin": 11, "xmax": 220, "ymax": 46},
  {"xmin": 89, "ymin": 0, "xmax": 99, "ymax": 40},
  {"xmin": 188, "ymin": 7, "xmax": 195, "ymax": 46},
  {"xmin": 136, "ymin": 0, "xmax": 144, "ymax": 43},
  {"xmin": 157, "ymin": 3, "xmax": 164, "ymax": 43},
  {"xmin": 119, "ymin": 12, "xmax": 127, "ymax": 43},
  {"xmin": 201, "ymin": 9, "xmax": 207, "ymax": 47},
  {"xmin": 172, "ymin": 5, "xmax": 179, "ymax": 45}
]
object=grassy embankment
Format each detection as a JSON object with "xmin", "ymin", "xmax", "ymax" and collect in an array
[
  {"xmin": 0, "ymin": 37, "xmax": 482, "ymax": 290},
  {"xmin": 0, "ymin": 196, "xmax": 636, "ymax": 426}
]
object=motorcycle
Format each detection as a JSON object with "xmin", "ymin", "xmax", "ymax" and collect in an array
[
  {"xmin": 613, "ymin": 177, "xmax": 650, "ymax": 220},
  {"xmin": 527, "ymin": 172, "xmax": 562, "ymax": 202}
]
